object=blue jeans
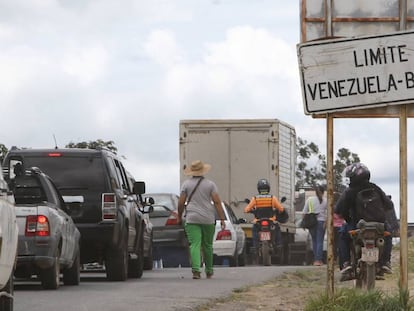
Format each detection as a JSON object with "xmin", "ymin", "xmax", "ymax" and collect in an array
[{"xmin": 309, "ymin": 220, "xmax": 325, "ymax": 262}]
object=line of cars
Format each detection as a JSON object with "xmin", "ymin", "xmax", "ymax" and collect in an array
[
  {"xmin": 0, "ymin": 147, "xmax": 156, "ymax": 310},
  {"xmin": 0, "ymin": 147, "xmax": 248, "ymax": 310}
]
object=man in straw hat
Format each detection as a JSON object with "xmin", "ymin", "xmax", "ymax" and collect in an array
[{"xmin": 178, "ymin": 160, "xmax": 226, "ymax": 279}]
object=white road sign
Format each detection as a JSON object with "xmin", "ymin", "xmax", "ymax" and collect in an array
[{"xmin": 297, "ymin": 30, "xmax": 414, "ymax": 114}]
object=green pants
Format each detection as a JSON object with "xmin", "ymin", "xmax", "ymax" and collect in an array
[{"xmin": 184, "ymin": 223, "xmax": 215, "ymax": 274}]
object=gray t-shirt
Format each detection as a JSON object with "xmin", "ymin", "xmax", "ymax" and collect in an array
[{"xmin": 180, "ymin": 176, "xmax": 219, "ymax": 224}]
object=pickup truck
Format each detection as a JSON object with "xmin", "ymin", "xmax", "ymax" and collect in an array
[
  {"xmin": 0, "ymin": 163, "xmax": 18, "ymax": 310},
  {"xmin": 10, "ymin": 167, "xmax": 81, "ymax": 289}
]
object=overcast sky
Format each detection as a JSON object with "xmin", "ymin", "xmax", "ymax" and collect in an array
[{"xmin": 1, "ymin": 1, "xmax": 413, "ymax": 219}]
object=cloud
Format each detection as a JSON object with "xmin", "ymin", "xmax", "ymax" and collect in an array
[
  {"xmin": 61, "ymin": 45, "xmax": 109, "ymax": 85},
  {"xmin": 144, "ymin": 29, "xmax": 185, "ymax": 67}
]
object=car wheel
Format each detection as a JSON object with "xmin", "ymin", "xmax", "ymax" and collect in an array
[
  {"xmin": 128, "ymin": 230, "xmax": 144, "ymax": 278},
  {"xmin": 106, "ymin": 230, "xmax": 128, "ymax": 281},
  {"xmin": 143, "ymin": 234, "xmax": 153, "ymax": 270},
  {"xmin": 62, "ymin": 248, "xmax": 80, "ymax": 285},
  {"xmin": 238, "ymin": 242, "xmax": 247, "ymax": 267},
  {"xmin": 229, "ymin": 249, "xmax": 239, "ymax": 267},
  {"xmin": 0, "ymin": 270, "xmax": 14, "ymax": 311},
  {"xmin": 41, "ymin": 248, "xmax": 60, "ymax": 289}
]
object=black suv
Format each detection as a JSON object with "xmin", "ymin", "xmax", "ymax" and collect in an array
[{"xmin": 3, "ymin": 148, "xmax": 152, "ymax": 281}]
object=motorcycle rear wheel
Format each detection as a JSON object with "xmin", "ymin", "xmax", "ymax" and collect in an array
[{"xmin": 261, "ymin": 241, "xmax": 271, "ymax": 266}]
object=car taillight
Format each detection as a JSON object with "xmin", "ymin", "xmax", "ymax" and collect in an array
[
  {"xmin": 165, "ymin": 211, "xmax": 179, "ymax": 226},
  {"xmin": 102, "ymin": 193, "xmax": 117, "ymax": 220},
  {"xmin": 26, "ymin": 215, "xmax": 50, "ymax": 237},
  {"xmin": 216, "ymin": 229, "xmax": 232, "ymax": 240}
]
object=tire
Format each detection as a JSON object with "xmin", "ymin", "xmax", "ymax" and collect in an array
[
  {"xmin": 229, "ymin": 249, "xmax": 239, "ymax": 267},
  {"xmin": 0, "ymin": 271, "xmax": 14, "ymax": 311},
  {"xmin": 63, "ymin": 248, "xmax": 80, "ymax": 286},
  {"xmin": 41, "ymin": 248, "xmax": 60, "ymax": 290},
  {"xmin": 262, "ymin": 241, "xmax": 271, "ymax": 266},
  {"xmin": 128, "ymin": 230, "xmax": 144, "ymax": 278},
  {"xmin": 143, "ymin": 235, "xmax": 153, "ymax": 271},
  {"xmin": 364, "ymin": 263, "xmax": 376, "ymax": 290},
  {"xmin": 106, "ymin": 230, "xmax": 128, "ymax": 281},
  {"xmin": 238, "ymin": 243, "xmax": 247, "ymax": 267}
]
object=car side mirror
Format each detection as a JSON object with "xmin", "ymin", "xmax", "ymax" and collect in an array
[
  {"xmin": 145, "ymin": 197, "xmax": 154, "ymax": 205},
  {"xmin": 133, "ymin": 181, "xmax": 146, "ymax": 195}
]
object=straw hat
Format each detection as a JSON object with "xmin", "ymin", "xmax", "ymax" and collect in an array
[{"xmin": 184, "ymin": 160, "xmax": 211, "ymax": 176}]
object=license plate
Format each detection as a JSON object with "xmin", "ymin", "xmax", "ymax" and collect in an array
[
  {"xmin": 259, "ymin": 231, "xmax": 271, "ymax": 241},
  {"xmin": 361, "ymin": 247, "xmax": 379, "ymax": 262}
]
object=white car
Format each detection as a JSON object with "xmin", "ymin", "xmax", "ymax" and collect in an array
[
  {"xmin": 0, "ymin": 164, "xmax": 18, "ymax": 310},
  {"xmin": 213, "ymin": 202, "xmax": 247, "ymax": 266}
]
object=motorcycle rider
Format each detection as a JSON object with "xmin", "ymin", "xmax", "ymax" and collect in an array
[
  {"xmin": 244, "ymin": 178, "xmax": 287, "ymax": 251},
  {"xmin": 335, "ymin": 163, "xmax": 398, "ymax": 281}
]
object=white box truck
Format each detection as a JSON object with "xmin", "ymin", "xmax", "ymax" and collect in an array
[{"xmin": 179, "ymin": 119, "xmax": 297, "ymax": 264}]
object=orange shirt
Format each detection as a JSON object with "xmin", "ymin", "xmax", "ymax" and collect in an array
[{"xmin": 244, "ymin": 194, "xmax": 284, "ymax": 222}]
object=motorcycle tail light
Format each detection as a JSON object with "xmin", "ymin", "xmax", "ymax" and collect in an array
[
  {"xmin": 261, "ymin": 220, "xmax": 269, "ymax": 226},
  {"xmin": 216, "ymin": 229, "xmax": 232, "ymax": 240}
]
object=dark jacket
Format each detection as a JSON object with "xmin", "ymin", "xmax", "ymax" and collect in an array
[{"xmin": 334, "ymin": 181, "xmax": 394, "ymax": 227}]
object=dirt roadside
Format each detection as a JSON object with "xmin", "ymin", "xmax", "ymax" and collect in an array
[{"xmin": 197, "ymin": 252, "xmax": 411, "ymax": 311}]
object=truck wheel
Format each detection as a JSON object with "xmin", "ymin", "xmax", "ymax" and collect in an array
[
  {"xmin": 41, "ymin": 248, "xmax": 60, "ymax": 289},
  {"xmin": 106, "ymin": 230, "xmax": 128, "ymax": 281},
  {"xmin": 63, "ymin": 248, "xmax": 80, "ymax": 285},
  {"xmin": 128, "ymin": 230, "xmax": 144, "ymax": 278},
  {"xmin": 0, "ymin": 271, "xmax": 14, "ymax": 311}
]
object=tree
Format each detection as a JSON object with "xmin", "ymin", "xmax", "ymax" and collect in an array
[
  {"xmin": 66, "ymin": 139, "xmax": 118, "ymax": 154},
  {"xmin": 296, "ymin": 137, "xmax": 360, "ymax": 193},
  {"xmin": 0, "ymin": 144, "xmax": 8, "ymax": 163}
]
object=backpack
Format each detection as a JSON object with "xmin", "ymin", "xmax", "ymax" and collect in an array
[{"xmin": 355, "ymin": 187, "xmax": 386, "ymax": 222}]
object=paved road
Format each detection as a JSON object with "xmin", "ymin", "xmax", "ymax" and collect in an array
[{"xmin": 14, "ymin": 265, "xmax": 307, "ymax": 311}]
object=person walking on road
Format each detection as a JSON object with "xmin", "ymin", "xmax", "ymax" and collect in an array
[
  {"xmin": 177, "ymin": 160, "xmax": 226, "ymax": 279},
  {"xmin": 302, "ymin": 184, "xmax": 327, "ymax": 266}
]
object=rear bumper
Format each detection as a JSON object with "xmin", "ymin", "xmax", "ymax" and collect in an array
[
  {"xmin": 213, "ymin": 240, "xmax": 236, "ymax": 257},
  {"xmin": 17, "ymin": 235, "xmax": 59, "ymax": 270},
  {"xmin": 76, "ymin": 222, "xmax": 121, "ymax": 263}
]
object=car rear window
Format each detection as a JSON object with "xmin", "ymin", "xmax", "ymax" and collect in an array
[{"xmin": 12, "ymin": 154, "xmax": 106, "ymax": 196}]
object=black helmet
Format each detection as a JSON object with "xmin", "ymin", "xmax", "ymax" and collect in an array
[
  {"xmin": 257, "ymin": 178, "xmax": 270, "ymax": 193},
  {"xmin": 344, "ymin": 163, "xmax": 370, "ymax": 184}
]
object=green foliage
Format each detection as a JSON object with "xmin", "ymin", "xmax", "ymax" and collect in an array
[
  {"xmin": 0, "ymin": 143, "xmax": 8, "ymax": 163},
  {"xmin": 305, "ymin": 287, "xmax": 414, "ymax": 311},
  {"xmin": 65, "ymin": 139, "xmax": 118, "ymax": 154},
  {"xmin": 296, "ymin": 137, "xmax": 360, "ymax": 192}
]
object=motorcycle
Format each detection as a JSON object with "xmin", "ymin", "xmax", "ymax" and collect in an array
[
  {"xmin": 349, "ymin": 219, "xmax": 390, "ymax": 290},
  {"xmin": 246, "ymin": 197, "xmax": 286, "ymax": 266}
]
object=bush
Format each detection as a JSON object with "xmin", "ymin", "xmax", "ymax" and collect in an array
[{"xmin": 305, "ymin": 288, "xmax": 414, "ymax": 311}]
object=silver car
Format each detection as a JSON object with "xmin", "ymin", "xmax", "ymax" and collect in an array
[
  {"xmin": 11, "ymin": 167, "xmax": 81, "ymax": 289},
  {"xmin": 0, "ymin": 163, "xmax": 18, "ymax": 310},
  {"xmin": 144, "ymin": 193, "xmax": 189, "ymax": 267}
]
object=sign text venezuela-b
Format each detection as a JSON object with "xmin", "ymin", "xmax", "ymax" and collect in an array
[{"xmin": 297, "ymin": 30, "xmax": 414, "ymax": 115}]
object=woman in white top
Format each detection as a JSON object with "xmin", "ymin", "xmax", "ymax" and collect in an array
[{"xmin": 302, "ymin": 185, "xmax": 327, "ymax": 266}]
